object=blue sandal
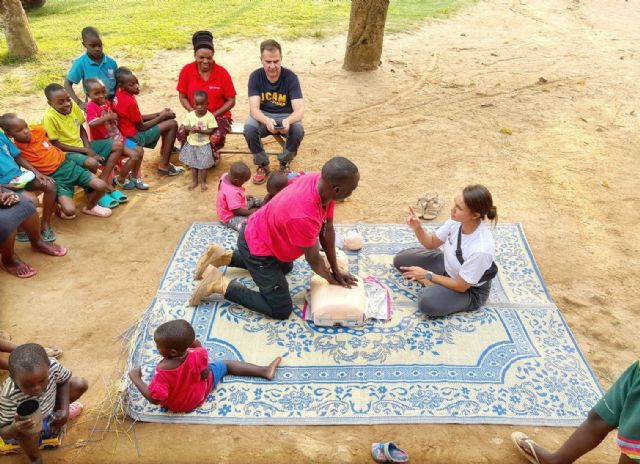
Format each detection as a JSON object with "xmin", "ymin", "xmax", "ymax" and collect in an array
[
  {"xmin": 97, "ymin": 193, "xmax": 119, "ymax": 209},
  {"xmin": 371, "ymin": 442, "xmax": 410, "ymax": 463},
  {"xmin": 110, "ymin": 190, "xmax": 129, "ymax": 204}
]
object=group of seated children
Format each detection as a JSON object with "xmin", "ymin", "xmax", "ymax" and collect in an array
[{"xmin": 0, "ymin": 26, "xmax": 187, "ymax": 247}]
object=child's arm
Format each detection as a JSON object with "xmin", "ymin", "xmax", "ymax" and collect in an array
[
  {"xmin": 88, "ymin": 111, "xmax": 118, "ymax": 128},
  {"xmin": 128, "ymin": 367, "xmax": 161, "ymax": 405},
  {"xmin": 14, "ymin": 155, "xmax": 54, "ymax": 185},
  {"xmin": 231, "ymin": 206, "xmax": 259, "ymax": 217},
  {"xmin": 63, "ymin": 79, "xmax": 87, "ymax": 110},
  {"xmin": 137, "ymin": 109, "xmax": 175, "ymax": 132},
  {"xmin": 50, "ymin": 139, "xmax": 99, "ymax": 159},
  {"xmin": 79, "ymin": 126, "xmax": 99, "ymax": 157},
  {"xmin": 0, "ymin": 417, "xmax": 36, "ymax": 440},
  {"xmin": 51, "ymin": 379, "xmax": 70, "ymax": 430}
]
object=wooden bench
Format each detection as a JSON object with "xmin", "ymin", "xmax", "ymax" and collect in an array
[{"xmin": 219, "ymin": 121, "xmax": 285, "ymax": 156}]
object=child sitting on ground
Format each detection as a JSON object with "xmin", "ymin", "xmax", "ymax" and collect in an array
[
  {"xmin": 41, "ymin": 83, "xmax": 127, "ymax": 207},
  {"xmin": 0, "ymin": 130, "xmax": 58, "ymax": 242},
  {"xmin": 262, "ymin": 170, "xmax": 290, "ymax": 204},
  {"xmin": 216, "ymin": 161, "xmax": 263, "ymax": 232},
  {"xmin": 85, "ymin": 77, "xmax": 148, "ymax": 191},
  {"xmin": 113, "ymin": 67, "xmax": 183, "ymax": 177},
  {"xmin": 128, "ymin": 320, "xmax": 280, "ymax": 413},
  {"xmin": 178, "ymin": 90, "xmax": 217, "ymax": 191},
  {"xmin": 1, "ymin": 114, "xmax": 112, "ymax": 218},
  {"xmin": 0, "ymin": 343, "xmax": 87, "ymax": 464},
  {"xmin": 511, "ymin": 359, "xmax": 640, "ymax": 464},
  {"xmin": 64, "ymin": 26, "xmax": 118, "ymax": 109}
]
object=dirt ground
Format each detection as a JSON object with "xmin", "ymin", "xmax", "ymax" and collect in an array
[{"xmin": 1, "ymin": 0, "xmax": 639, "ymax": 462}]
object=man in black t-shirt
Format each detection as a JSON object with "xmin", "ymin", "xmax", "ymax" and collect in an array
[{"xmin": 243, "ymin": 39, "xmax": 305, "ymax": 185}]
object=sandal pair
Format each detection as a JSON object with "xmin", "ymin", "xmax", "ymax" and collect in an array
[
  {"xmin": 415, "ymin": 193, "xmax": 443, "ymax": 220},
  {"xmin": 371, "ymin": 442, "xmax": 409, "ymax": 463}
]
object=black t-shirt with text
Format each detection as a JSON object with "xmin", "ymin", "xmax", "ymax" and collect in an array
[{"xmin": 247, "ymin": 67, "xmax": 303, "ymax": 114}]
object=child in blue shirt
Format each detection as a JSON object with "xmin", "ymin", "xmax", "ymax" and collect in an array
[
  {"xmin": 64, "ymin": 27, "xmax": 118, "ymax": 110},
  {"xmin": 0, "ymin": 131, "xmax": 57, "ymax": 242}
]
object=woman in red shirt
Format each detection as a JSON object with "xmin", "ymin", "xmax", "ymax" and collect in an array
[{"xmin": 176, "ymin": 31, "xmax": 236, "ymax": 163}]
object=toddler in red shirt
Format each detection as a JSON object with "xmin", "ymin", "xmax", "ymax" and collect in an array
[{"xmin": 128, "ymin": 320, "xmax": 281, "ymax": 413}]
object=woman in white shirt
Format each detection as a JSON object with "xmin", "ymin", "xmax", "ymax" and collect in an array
[{"xmin": 394, "ymin": 184, "xmax": 498, "ymax": 317}]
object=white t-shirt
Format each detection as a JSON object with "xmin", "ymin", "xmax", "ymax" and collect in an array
[{"xmin": 435, "ymin": 219, "xmax": 495, "ymax": 286}]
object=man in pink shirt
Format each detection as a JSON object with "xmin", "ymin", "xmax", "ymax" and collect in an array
[{"xmin": 190, "ymin": 157, "xmax": 360, "ymax": 320}]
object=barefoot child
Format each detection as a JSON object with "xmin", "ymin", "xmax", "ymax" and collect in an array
[
  {"xmin": 178, "ymin": 90, "xmax": 217, "ymax": 191},
  {"xmin": 511, "ymin": 360, "xmax": 640, "ymax": 464},
  {"xmin": 0, "ymin": 344, "xmax": 88, "ymax": 464},
  {"xmin": 113, "ymin": 67, "xmax": 183, "ymax": 177},
  {"xmin": 1, "ymin": 114, "xmax": 113, "ymax": 218},
  {"xmin": 216, "ymin": 161, "xmax": 264, "ymax": 232},
  {"xmin": 64, "ymin": 26, "xmax": 118, "ymax": 109},
  {"xmin": 129, "ymin": 320, "xmax": 280, "ymax": 413},
  {"xmin": 0, "ymin": 130, "xmax": 58, "ymax": 242},
  {"xmin": 85, "ymin": 78, "xmax": 149, "ymax": 191},
  {"xmin": 41, "ymin": 83, "xmax": 126, "ymax": 207}
]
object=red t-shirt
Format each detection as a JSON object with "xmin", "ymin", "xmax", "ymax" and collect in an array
[
  {"xmin": 216, "ymin": 172, "xmax": 247, "ymax": 222},
  {"xmin": 176, "ymin": 62, "xmax": 236, "ymax": 119},
  {"xmin": 86, "ymin": 100, "xmax": 118, "ymax": 141},
  {"xmin": 245, "ymin": 173, "xmax": 335, "ymax": 262},
  {"xmin": 147, "ymin": 347, "xmax": 213, "ymax": 413},
  {"xmin": 112, "ymin": 88, "xmax": 142, "ymax": 138}
]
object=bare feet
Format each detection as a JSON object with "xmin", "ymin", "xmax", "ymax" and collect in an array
[
  {"xmin": 31, "ymin": 240, "xmax": 67, "ymax": 257},
  {"xmin": 264, "ymin": 356, "xmax": 282, "ymax": 380},
  {"xmin": 188, "ymin": 181, "xmax": 197, "ymax": 191},
  {"xmin": 200, "ymin": 183, "xmax": 208, "ymax": 192}
]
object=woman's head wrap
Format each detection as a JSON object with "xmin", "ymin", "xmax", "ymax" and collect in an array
[{"xmin": 192, "ymin": 31, "xmax": 214, "ymax": 52}]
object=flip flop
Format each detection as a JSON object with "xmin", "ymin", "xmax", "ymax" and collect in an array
[
  {"xmin": 110, "ymin": 190, "xmax": 129, "ymax": 204},
  {"xmin": 82, "ymin": 204, "xmax": 112, "ymax": 218},
  {"xmin": 510, "ymin": 432, "xmax": 542, "ymax": 464},
  {"xmin": 0, "ymin": 260, "xmax": 37, "ymax": 278},
  {"xmin": 68, "ymin": 401, "xmax": 83, "ymax": 421},
  {"xmin": 16, "ymin": 231, "xmax": 29, "ymax": 243},
  {"xmin": 157, "ymin": 164, "xmax": 184, "ymax": 177},
  {"xmin": 41, "ymin": 227, "xmax": 56, "ymax": 243},
  {"xmin": 371, "ymin": 443, "xmax": 388, "ymax": 463},
  {"xmin": 39, "ymin": 243, "xmax": 67, "ymax": 257},
  {"xmin": 97, "ymin": 193, "xmax": 119, "ymax": 209},
  {"xmin": 383, "ymin": 442, "xmax": 409, "ymax": 463}
]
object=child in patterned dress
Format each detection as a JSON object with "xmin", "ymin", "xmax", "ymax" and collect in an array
[{"xmin": 178, "ymin": 91, "xmax": 217, "ymax": 191}]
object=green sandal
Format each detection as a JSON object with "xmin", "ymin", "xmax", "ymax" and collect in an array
[
  {"xmin": 16, "ymin": 231, "xmax": 29, "ymax": 242},
  {"xmin": 41, "ymin": 227, "xmax": 56, "ymax": 242}
]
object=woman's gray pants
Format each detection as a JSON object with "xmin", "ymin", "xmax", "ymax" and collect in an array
[{"xmin": 393, "ymin": 248, "xmax": 491, "ymax": 317}]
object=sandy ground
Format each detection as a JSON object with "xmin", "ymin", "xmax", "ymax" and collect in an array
[{"xmin": 1, "ymin": 0, "xmax": 639, "ymax": 462}]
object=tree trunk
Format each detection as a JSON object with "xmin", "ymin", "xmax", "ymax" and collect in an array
[
  {"xmin": 0, "ymin": 0, "xmax": 38, "ymax": 58},
  {"xmin": 343, "ymin": 0, "xmax": 389, "ymax": 72}
]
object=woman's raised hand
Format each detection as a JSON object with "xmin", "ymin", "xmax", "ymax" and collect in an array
[{"xmin": 407, "ymin": 206, "xmax": 422, "ymax": 231}]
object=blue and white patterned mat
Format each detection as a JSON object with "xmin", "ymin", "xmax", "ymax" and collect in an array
[{"xmin": 125, "ymin": 223, "xmax": 602, "ymax": 426}]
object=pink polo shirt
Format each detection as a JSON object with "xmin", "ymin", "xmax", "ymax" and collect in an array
[
  {"xmin": 216, "ymin": 173, "xmax": 247, "ymax": 222},
  {"xmin": 245, "ymin": 172, "xmax": 335, "ymax": 262}
]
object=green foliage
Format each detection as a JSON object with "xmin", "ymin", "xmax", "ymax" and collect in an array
[{"xmin": 0, "ymin": 0, "xmax": 468, "ymax": 99}]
